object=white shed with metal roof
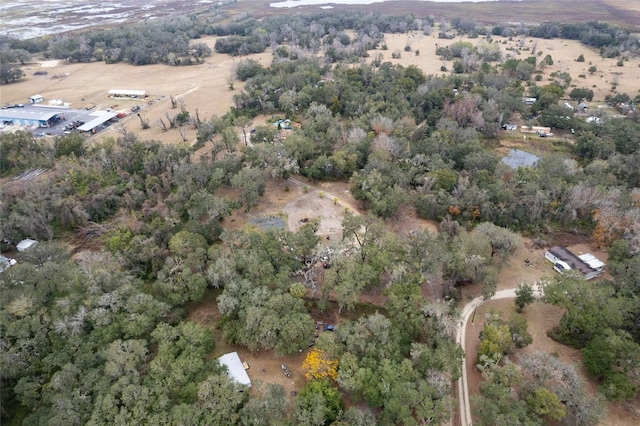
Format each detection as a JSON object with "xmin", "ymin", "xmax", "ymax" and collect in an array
[
  {"xmin": 218, "ymin": 352, "xmax": 251, "ymax": 387},
  {"xmin": 17, "ymin": 238, "xmax": 38, "ymax": 252},
  {"xmin": 108, "ymin": 89, "xmax": 149, "ymax": 98}
]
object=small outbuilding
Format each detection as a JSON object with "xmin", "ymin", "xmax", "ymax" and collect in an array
[
  {"xmin": 17, "ymin": 238, "xmax": 38, "ymax": 252},
  {"xmin": 218, "ymin": 352, "xmax": 251, "ymax": 387},
  {"xmin": 29, "ymin": 94, "xmax": 44, "ymax": 103}
]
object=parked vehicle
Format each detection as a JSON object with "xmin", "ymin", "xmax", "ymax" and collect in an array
[{"xmin": 281, "ymin": 364, "xmax": 291, "ymax": 378}]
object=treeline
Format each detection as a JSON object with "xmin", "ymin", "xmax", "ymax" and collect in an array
[
  {"xmin": 456, "ymin": 19, "xmax": 635, "ymax": 52},
  {"xmin": 0, "ymin": 11, "xmax": 429, "ymax": 65},
  {"xmin": 529, "ymin": 21, "xmax": 635, "ymax": 54},
  {"xmin": 1, "ymin": 16, "xmax": 214, "ymax": 66}
]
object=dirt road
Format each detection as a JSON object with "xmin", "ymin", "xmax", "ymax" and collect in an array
[{"xmin": 456, "ymin": 285, "xmax": 544, "ymax": 426}]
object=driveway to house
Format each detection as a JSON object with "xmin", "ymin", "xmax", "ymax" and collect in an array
[{"xmin": 456, "ymin": 285, "xmax": 544, "ymax": 426}]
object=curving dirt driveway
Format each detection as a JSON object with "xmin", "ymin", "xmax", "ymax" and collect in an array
[{"xmin": 456, "ymin": 286, "xmax": 544, "ymax": 426}]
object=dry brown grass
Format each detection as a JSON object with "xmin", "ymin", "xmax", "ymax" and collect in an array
[
  {"xmin": 379, "ymin": 31, "xmax": 640, "ymax": 103},
  {"xmin": 3, "ymin": 36, "xmax": 272, "ymax": 146}
]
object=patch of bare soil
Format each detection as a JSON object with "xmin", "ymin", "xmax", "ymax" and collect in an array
[
  {"xmin": 496, "ymin": 238, "xmax": 548, "ymax": 292},
  {"xmin": 221, "ymin": 176, "xmax": 357, "ymax": 242},
  {"xmin": 388, "ymin": 203, "xmax": 439, "ymax": 236}
]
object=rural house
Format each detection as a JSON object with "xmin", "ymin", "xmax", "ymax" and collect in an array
[{"xmin": 544, "ymin": 246, "xmax": 604, "ymax": 280}]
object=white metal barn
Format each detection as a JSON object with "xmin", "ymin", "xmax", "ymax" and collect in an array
[{"xmin": 108, "ymin": 89, "xmax": 149, "ymax": 99}]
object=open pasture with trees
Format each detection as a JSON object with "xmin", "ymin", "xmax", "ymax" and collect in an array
[{"xmin": 1, "ymin": 5, "xmax": 640, "ymax": 426}]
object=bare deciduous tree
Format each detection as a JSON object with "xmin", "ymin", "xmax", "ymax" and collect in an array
[
  {"xmin": 178, "ymin": 127, "xmax": 188, "ymax": 143},
  {"xmin": 165, "ymin": 112, "xmax": 177, "ymax": 129},
  {"xmin": 137, "ymin": 113, "xmax": 150, "ymax": 129},
  {"xmin": 193, "ymin": 108, "xmax": 202, "ymax": 129},
  {"xmin": 443, "ymin": 95, "xmax": 485, "ymax": 129},
  {"xmin": 156, "ymin": 117, "xmax": 168, "ymax": 132}
]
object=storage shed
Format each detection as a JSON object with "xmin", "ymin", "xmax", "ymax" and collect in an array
[
  {"xmin": 29, "ymin": 94, "xmax": 44, "ymax": 103},
  {"xmin": 218, "ymin": 352, "xmax": 251, "ymax": 387},
  {"xmin": 17, "ymin": 238, "xmax": 38, "ymax": 252}
]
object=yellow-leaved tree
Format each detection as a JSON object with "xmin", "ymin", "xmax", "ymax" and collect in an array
[{"xmin": 302, "ymin": 348, "xmax": 338, "ymax": 381}]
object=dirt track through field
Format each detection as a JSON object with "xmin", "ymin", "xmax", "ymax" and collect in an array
[{"xmin": 456, "ymin": 285, "xmax": 544, "ymax": 426}]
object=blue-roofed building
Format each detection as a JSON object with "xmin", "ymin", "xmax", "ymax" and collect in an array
[{"xmin": 0, "ymin": 108, "xmax": 65, "ymax": 128}]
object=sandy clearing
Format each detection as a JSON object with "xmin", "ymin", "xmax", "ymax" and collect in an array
[{"xmin": 379, "ymin": 31, "xmax": 640, "ymax": 103}]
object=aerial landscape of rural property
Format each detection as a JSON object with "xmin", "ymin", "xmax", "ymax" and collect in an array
[{"xmin": 1, "ymin": 0, "xmax": 639, "ymax": 425}]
